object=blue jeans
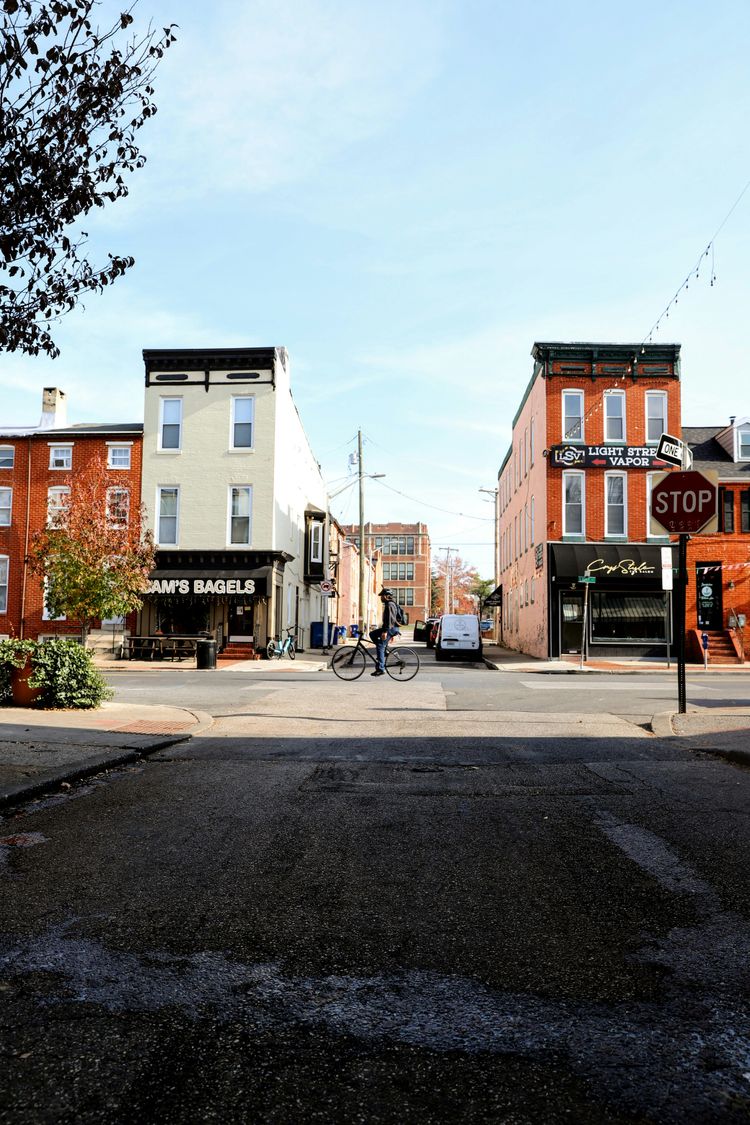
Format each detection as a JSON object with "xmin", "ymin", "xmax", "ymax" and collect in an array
[{"xmin": 369, "ymin": 627, "xmax": 400, "ymax": 671}]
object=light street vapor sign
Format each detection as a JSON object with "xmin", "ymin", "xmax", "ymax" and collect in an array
[
  {"xmin": 656, "ymin": 432, "xmax": 684, "ymax": 467},
  {"xmin": 649, "ymin": 470, "xmax": 719, "ymax": 535}
]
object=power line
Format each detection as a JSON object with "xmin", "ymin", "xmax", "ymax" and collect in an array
[{"xmin": 371, "ymin": 477, "xmax": 494, "ymax": 521}]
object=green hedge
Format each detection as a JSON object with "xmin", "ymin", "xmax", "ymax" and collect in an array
[{"xmin": 0, "ymin": 638, "xmax": 112, "ymax": 709}]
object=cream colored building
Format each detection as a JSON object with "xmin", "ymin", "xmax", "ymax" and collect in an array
[{"xmin": 139, "ymin": 346, "xmax": 327, "ymax": 653}]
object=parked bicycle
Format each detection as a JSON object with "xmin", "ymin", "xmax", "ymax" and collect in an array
[
  {"xmin": 266, "ymin": 627, "xmax": 297, "ymax": 660},
  {"xmin": 331, "ymin": 634, "xmax": 419, "ymax": 681}
]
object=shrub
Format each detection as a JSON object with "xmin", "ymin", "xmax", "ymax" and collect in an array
[{"xmin": 0, "ymin": 638, "xmax": 112, "ymax": 709}]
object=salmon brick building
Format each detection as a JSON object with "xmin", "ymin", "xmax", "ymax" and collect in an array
[
  {"xmin": 497, "ymin": 342, "xmax": 681, "ymax": 659},
  {"xmin": 0, "ymin": 388, "xmax": 142, "ymax": 647}
]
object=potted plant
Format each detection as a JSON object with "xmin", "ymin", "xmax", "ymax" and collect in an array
[{"xmin": 0, "ymin": 638, "xmax": 112, "ymax": 709}]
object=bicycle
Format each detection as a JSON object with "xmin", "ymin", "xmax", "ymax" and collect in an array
[
  {"xmin": 330, "ymin": 634, "xmax": 420, "ymax": 681},
  {"xmin": 266, "ymin": 627, "xmax": 297, "ymax": 660}
]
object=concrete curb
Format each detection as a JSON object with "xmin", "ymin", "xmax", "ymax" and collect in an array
[
  {"xmin": 649, "ymin": 711, "xmax": 676, "ymax": 738},
  {"xmin": 0, "ymin": 708, "xmax": 214, "ymax": 810}
]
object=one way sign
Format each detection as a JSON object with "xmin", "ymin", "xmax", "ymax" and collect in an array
[{"xmin": 656, "ymin": 432, "xmax": 689, "ymax": 468}]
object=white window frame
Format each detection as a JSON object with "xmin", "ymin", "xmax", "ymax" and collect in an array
[
  {"xmin": 157, "ymin": 486, "xmax": 180, "ymax": 546},
  {"xmin": 0, "ymin": 487, "xmax": 11, "ymax": 527},
  {"xmin": 227, "ymin": 485, "xmax": 252, "ymax": 546},
  {"xmin": 604, "ymin": 391, "xmax": 626, "ymax": 443},
  {"xmin": 531, "ymin": 577, "xmax": 536, "ymax": 604},
  {"xmin": 0, "ymin": 555, "xmax": 7, "ymax": 614},
  {"xmin": 42, "ymin": 576, "xmax": 66, "ymax": 621},
  {"xmin": 107, "ymin": 443, "xmax": 132, "ymax": 469},
  {"xmin": 106, "ymin": 487, "xmax": 130, "ymax": 528},
  {"xmin": 522, "ymin": 503, "xmax": 527, "ymax": 553},
  {"xmin": 0, "ymin": 446, "xmax": 14, "ymax": 470},
  {"xmin": 530, "ymin": 418, "xmax": 535, "ymax": 466},
  {"xmin": 645, "ymin": 391, "xmax": 667, "ymax": 444},
  {"xmin": 48, "ymin": 444, "xmax": 72, "ymax": 470},
  {"xmin": 158, "ymin": 398, "xmax": 183, "ymax": 452},
  {"xmin": 530, "ymin": 496, "xmax": 535, "ymax": 547},
  {"xmin": 47, "ymin": 485, "xmax": 70, "ymax": 527},
  {"xmin": 230, "ymin": 396, "xmax": 255, "ymax": 451},
  {"xmin": 562, "ymin": 470, "xmax": 585, "ymax": 536},
  {"xmin": 562, "ymin": 389, "xmax": 584, "ymax": 442},
  {"xmin": 310, "ymin": 521, "xmax": 323, "ymax": 564},
  {"xmin": 604, "ymin": 472, "xmax": 627, "ymax": 538},
  {"xmin": 738, "ymin": 426, "xmax": 750, "ymax": 461}
]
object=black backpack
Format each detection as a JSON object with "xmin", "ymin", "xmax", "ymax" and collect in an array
[{"xmin": 393, "ymin": 601, "xmax": 406, "ymax": 626}]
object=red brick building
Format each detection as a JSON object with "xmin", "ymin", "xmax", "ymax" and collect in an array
[
  {"xmin": 683, "ymin": 420, "xmax": 750, "ymax": 663},
  {"xmin": 340, "ymin": 522, "xmax": 431, "ymax": 623},
  {"xmin": 497, "ymin": 342, "xmax": 681, "ymax": 659},
  {"xmin": 0, "ymin": 389, "xmax": 143, "ymax": 645}
]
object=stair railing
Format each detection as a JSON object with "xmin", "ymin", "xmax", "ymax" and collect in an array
[{"xmin": 727, "ymin": 606, "xmax": 745, "ymax": 664}]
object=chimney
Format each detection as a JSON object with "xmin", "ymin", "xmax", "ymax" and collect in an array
[
  {"xmin": 730, "ymin": 415, "xmax": 736, "ymax": 426},
  {"xmin": 39, "ymin": 387, "xmax": 67, "ymax": 430}
]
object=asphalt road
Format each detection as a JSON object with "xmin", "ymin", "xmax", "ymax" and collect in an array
[{"xmin": 1, "ymin": 662, "xmax": 750, "ymax": 1122}]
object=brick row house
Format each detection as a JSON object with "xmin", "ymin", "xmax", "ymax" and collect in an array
[
  {"xmin": 340, "ymin": 522, "xmax": 431, "ymax": 624},
  {"xmin": 0, "ymin": 388, "xmax": 142, "ymax": 649},
  {"xmin": 683, "ymin": 419, "xmax": 750, "ymax": 663},
  {"xmin": 497, "ymin": 342, "xmax": 681, "ymax": 660}
]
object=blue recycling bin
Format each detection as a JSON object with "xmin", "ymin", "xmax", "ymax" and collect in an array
[
  {"xmin": 311, "ymin": 622, "xmax": 335, "ymax": 648},
  {"xmin": 350, "ymin": 624, "xmax": 359, "ymax": 637}
]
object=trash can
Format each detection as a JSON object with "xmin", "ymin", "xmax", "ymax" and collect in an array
[
  {"xmin": 195, "ymin": 638, "xmax": 217, "ymax": 669},
  {"xmin": 350, "ymin": 624, "xmax": 359, "ymax": 638},
  {"xmin": 336, "ymin": 626, "xmax": 347, "ymax": 643},
  {"xmin": 311, "ymin": 622, "xmax": 324, "ymax": 648}
]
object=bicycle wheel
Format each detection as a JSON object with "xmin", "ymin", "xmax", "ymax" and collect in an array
[
  {"xmin": 331, "ymin": 645, "xmax": 366, "ymax": 681},
  {"xmin": 386, "ymin": 646, "xmax": 420, "ymax": 681},
  {"xmin": 266, "ymin": 640, "xmax": 277, "ymax": 660},
  {"xmin": 287, "ymin": 641, "xmax": 296, "ymax": 660}
]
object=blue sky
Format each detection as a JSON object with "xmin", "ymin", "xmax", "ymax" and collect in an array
[{"xmin": 3, "ymin": 0, "xmax": 750, "ymax": 576}]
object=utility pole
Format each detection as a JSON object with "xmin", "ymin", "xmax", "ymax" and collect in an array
[
  {"xmin": 358, "ymin": 429, "xmax": 366, "ymax": 637},
  {"xmin": 441, "ymin": 547, "xmax": 457, "ymax": 614}
]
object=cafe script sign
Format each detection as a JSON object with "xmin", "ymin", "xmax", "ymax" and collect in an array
[
  {"xmin": 147, "ymin": 577, "xmax": 256, "ymax": 595},
  {"xmin": 550, "ymin": 444, "xmax": 666, "ymax": 468}
]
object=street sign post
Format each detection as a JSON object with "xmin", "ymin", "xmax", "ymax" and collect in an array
[
  {"xmin": 649, "ymin": 470, "xmax": 718, "ymax": 714},
  {"xmin": 578, "ymin": 575, "xmax": 596, "ymax": 584}
]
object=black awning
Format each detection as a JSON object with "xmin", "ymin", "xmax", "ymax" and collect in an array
[
  {"xmin": 550, "ymin": 543, "xmax": 673, "ymax": 582},
  {"xmin": 483, "ymin": 584, "xmax": 503, "ymax": 607},
  {"xmin": 149, "ymin": 567, "xmax": 271, "ymax": 582}
]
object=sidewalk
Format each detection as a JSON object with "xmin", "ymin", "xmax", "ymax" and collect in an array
[
  {"xmin": 0, "ymin": 701, "xmax": 212, "ymax": 809},
  {"xmin": 94, "ymin": 650, "xmax": 330, "ymax": 673},
  {"xmin": 481, "ymin": 643, "xmax": 750, "ymax": 674}
]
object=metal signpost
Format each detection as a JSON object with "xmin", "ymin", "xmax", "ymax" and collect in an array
[
  {"xmin": 578, "ymin": 574, "xmax": 596, "ymax": 670},
  {"xmin": 649, "ymin": 457, "xmax": 718, "ymax": 714}
]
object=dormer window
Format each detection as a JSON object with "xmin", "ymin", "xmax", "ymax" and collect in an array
[{"xmin": 738, "ymin": 426, "xmax": 750, "ymax": 460}]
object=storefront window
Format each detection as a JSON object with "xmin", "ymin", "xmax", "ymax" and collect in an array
[{"xmin": 590, "ymin": 592, "xmax": 668, "ymax": 643}]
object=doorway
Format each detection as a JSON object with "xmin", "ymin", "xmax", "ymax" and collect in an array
[
  {"xmin": 228, "ymin": 600, "xmax": 255, "ymax": 642},
  {"xmin": 696, "ymin": 563, "xmax": 723, "ymax": 630},
  {"xmin": 560, "ymin": 592, "xmax": 584, "ymax": 654}
]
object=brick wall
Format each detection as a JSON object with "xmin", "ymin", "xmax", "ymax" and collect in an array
[{"xmin": 0, "ymin": 433, "xmax": 143, "ymax": 639}]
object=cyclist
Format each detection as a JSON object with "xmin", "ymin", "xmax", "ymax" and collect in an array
[{"xmin": 369, "ymin": 588, "xmax": 401, "ymax": 677}]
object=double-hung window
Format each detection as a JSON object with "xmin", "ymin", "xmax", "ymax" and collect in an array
[
  {"xmin": 231, "ymin": 397, "xmax": 254, "ymax": 449},
  {"xmin": 106, "ymin": 488, "xmax": 130, "ymax": 528},
  {"xmin": 229, "ymin": 486, "xmax": 252, "ymax": 546},
  {"xmin": 107, "ymin": 444, "xmax": 131, "ymax": 469},
  {"xmin": 159, "ymin": 398, "xmax": 182, "ymax": 450},
  {"xmin": 47, "ymin": 486, "xmax": 70, "ymax": 527},
  {"xmin": 563, "ymin": 471, "xmax": 585, "ymax": 535},
  {"xmin": 721, "ymin": 488, "xmax": 735, "ymax": 533},
  {"xmin": 0, "ymin": 556, "xmax": 7, "ymax": 614},
  {"xmin": 605, "ymin": 473, "xmax": 627, "ymax": 537},
  {"xmin": 310, "ymin": 520, "xmax": 323, "ymax": 564},
  {"xmin": 563, "ymin": 390, "xmax": 584, "ymax": 442},
  {"xmin": 604, "ymin": 392, "xmax": 625, "ymax": 442},
  {"xmin": 0, "ymin": 488, "xmax": 10, "ymax": 526},
  {"xmin": 157, "ymin": 487, "xmax": 179, "ymax": 545},
  {"xmin": 42, "ymin": 576, "xmax": 66, "ymax": 621},
  {"xmin": 646, "ymin": 392, "xmax": 667, "ymax": 444},
  {"xmin": 0, "ymin": 446, "xmax": 14, "ymax": 469},
  {"xmin": 49, "ymin": 445, "xmax": 72, "ymax": 470},
  {"xmin": 530, "ymin": 496, "xmax": 535, "ymax": 546},
  {"xmin": 738, "ymin": 427, "xmax": 750, "ymax": 460}
]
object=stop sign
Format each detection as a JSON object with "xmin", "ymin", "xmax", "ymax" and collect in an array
[{"xmin": 650, "ymin": 470, "xmax": 718, "ymax": 534}]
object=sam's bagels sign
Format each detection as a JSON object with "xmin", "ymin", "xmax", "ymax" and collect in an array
[{"xmin": 147, "ymin": 577, "xmax": 256, "ymax": 596}]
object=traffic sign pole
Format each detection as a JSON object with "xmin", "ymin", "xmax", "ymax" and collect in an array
[{"xmin": 676, "ymin": 533, "xmax": 687, "ymax": 714}]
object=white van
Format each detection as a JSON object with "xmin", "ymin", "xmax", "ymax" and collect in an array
[{"xmin": 435, "ymin": 614, "xmax": 483, "ymax": 661}]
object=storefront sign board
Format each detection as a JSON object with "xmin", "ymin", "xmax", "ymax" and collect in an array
[
  {"xmin": 549, "ymin": 444, "xmax": 666, "ymax": 469},
  {"xmin": 147, "ymin": 577, "xmax": 257, "ymax": 595}
]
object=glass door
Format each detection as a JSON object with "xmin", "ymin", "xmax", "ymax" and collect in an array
[{"xmin": 561, "ymin": 593, "xmax": 584, "ymax": 653}]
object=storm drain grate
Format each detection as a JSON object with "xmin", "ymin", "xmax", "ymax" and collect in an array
[{"xmin": 105, "ymin": 721, "xmax": 194, "ymax": 735}]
